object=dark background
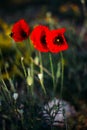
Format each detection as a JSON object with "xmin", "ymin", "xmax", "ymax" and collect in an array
[{"xmin": 0, "ymin": 0, "xmax": 87, "ymax": 24}]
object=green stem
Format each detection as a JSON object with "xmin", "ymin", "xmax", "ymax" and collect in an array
[
  {"xmin": 60, "ymin": 52, "xmax": 68, "ymax": 130},
  {"xmin": 60, "ymin": 51, "xmax": 64, "ymax": 99},
  {"xmin": 12, "ymin": 42, "xmax": 22, "ymax": 57},
  {"xmin": 30, "ymin": 61, "xmax": 34, "ymax": 95},
  {"xmin": 25, "ymin": 38, "xmax": 32, "ymax": 56},
  {"xmin": 5, "ymin": 66, "xmax": 15, "ymax": 93},
  {"xmin": 39, "ymin": 52, "xmax": 46, "ymax": 95},
  {"xmin": 40, "ymin": 80, "xmax": 46, "ymax": 95},
  {"xmin": 49, "ymin": 53, "xmax": 55, "ymax": 91},
  {"xmin": 30, "ymin": 57, "xmax": 52, "ymax": 77},
  {"xmin": 39, "ymin": 52, "xmax": 43, "ymax": 75},
  {"xmin": 21, "ymin": 57, "xmax": 27, "ymax": 77},
  {"xmin": 26, "ymin": 38, "xmax": 34, "ymax": 93},
  {"xmin": 0, "ymin": 78, "xmax": 12, "ymax": 108}
]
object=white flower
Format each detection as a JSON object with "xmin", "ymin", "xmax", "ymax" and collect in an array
[
  {"xmin": 26, "ymin": 76, "xmax": 33, "ymax": 86},
  {"xmin": 46, "ymin": 12, "xmax": 52, "ymax": 17},
  {"xmin": 38, "ymin": 73, "xmax": 43, "ymax": 80},
  {"xmin": 13, "ymin": 93, "xmax": 18, "ymax": 100},
  {"xmin": 81, "ymin": 0, "xmax": 85, "ymax": 4},
  {"xmin": 34, "ymin": 56, "xmax": 39, "ymax": 65},
  {"xmin": 21, "ymin": 57, "xmax": 24, "ymax": 61}
]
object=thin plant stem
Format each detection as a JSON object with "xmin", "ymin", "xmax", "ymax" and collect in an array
[
  {"xmin": 39, "ymin": 52, "xmax": 43, "ymax": 75},
  {"xmin": 25, "ymin": 38, "xmax": 31, "ymax": 56},
  {"xmin": 49, "ymin": 53, "xmax": 55, "ymax": 91},
  {"xmin": 40, "ymin": 80, "xmax": 46, "ymax": 95},
  {"xmin": 21, "ymin": 57, "xmax": 27, "ymax": 78},
  {"xmin": 28, "ymin": 38, "xmax": 34, "ymax": 95},
  {"xmin": 39, "ymin": 52, "xmax": 46, "ymax": 95},
  {"xmin": 60, "ymin": 52, "xmax": 64, "ymax": 99},
  {"xmin": 30, "ymin": 57, "xmax": 52, "ymax": 77},
  {"xmin": 60, "ymin": 52, "xmax": 68, "ymax": 130},
  {"xmin": 30, "ymin": 61, "xmax": 34, "ymax": 96},
  {"xmin": 4, "ymin": 66, "xmax": 15, "ymax": 93},
  {"xmin": 25, "ymin": 38, "xmax": 34, "ymax": 95},
  {"xmin": 0, "ymin": 79, "xmax": 13, "ymax": 109},
  {"xmin": 12, "ymin": 41, "xmax": 22, "ymax": 57},
  {"xmin": 12, "ymin": 42, "xmax": 27, "ymax": 78},
  {"xmin": 0, "ymin": 49, "xmax": 15, "ymax": 92}
]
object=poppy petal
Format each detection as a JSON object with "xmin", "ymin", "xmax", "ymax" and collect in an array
[
  {"xmin": 11, "ymin": 19, "xmax": 30, "ymax": 42},
  {"xmin": 46, "ymin": 28, "xmax": 68, "ymax": 53},
  {"xmin": 30, "ymin": 25, "xmax": 49, "ymax": 52}
]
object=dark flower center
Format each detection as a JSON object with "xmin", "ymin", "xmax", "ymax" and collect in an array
[
  {"xmin": 54, "ymin": 36, "xmax": 64, "ymax": 45},
  {"xmin": 40, "ymin": 35, "xmax": 46, "ymax": 45},
  {"xmin": 10, "ymin": 32, "xmax": 14, "ymax": 37},
  {"xmin": 21, "ymin": 30, "xmax": 27, "ymax": 38}
]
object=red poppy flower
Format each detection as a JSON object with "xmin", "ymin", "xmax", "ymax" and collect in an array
[
  {"xmin": 10, "ymin": 19, "xmax": 30, "ymax": 42},
  {"xmin": 46, "ymin": 28, "xmax": 68, "ymax": 53},
  {"xmin": 30, "ymin": 25, "xmax": 49, "ymax": 52}
]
